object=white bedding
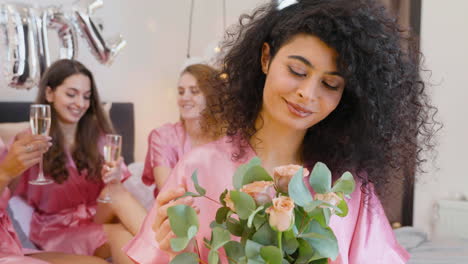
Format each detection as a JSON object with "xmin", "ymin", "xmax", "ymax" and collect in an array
[{"xmin": 395, "ymin": 227, "xmax": 468, "ymax": 264}]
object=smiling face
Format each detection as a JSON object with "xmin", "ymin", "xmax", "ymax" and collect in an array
[
  {"xmin": 177, "ymin": 72, "xmax": 207, "ymax": 120},
  {"xmin": 260, "ymin": 34, "xmax": 345, "ymax": 132},
  {"xmin": 45, "ymin": 73, "xmax": 91, "ymax": 125}
]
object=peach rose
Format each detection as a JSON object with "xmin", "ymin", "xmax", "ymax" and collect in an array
[
  {"xmin": 273, "ymin": 164, "xmax": 310, "ymax": 193},
  {"xmin": 266, "ymin": 196, "xmax": 295, "ymax": 232},
  {"xmin": 224, "ymin": 191, "xmax": 236, "ymax": 212},
  {"xmin": 240, "ymin": 181, "xmax": 275, "ymax": 206},
  {"xmin": 315, "ymin": 192, "xmax": 342, "ymax": 213}
]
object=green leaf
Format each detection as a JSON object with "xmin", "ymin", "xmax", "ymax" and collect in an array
[
  {"xmin": 298, "ymin": 232, "xmax": 328, "ymax": 240},
  {"xmin": 177, "ymin": 192, "xmax": 201, "ymax": 199},
  {"xmin": 208, "ymin": 250, "xmax": 219, "ymax": 264},
  {"xmin": 323, "ymin": 208, "xmax": 331, "ymax": 226},
  {"xmin": 309, "ymin": 162, "xmax": 332, "ymax": 194},
  {"xmin": 211, "ymin": 227, "xmax": 231, "ymax": 250},
  {"xmin": 335, "ymin": 193, "xmax": 349, "ymax": 217},
  {"xmin": 301, "ymin": 220, "xmax": 338, "ymax": 261},
  {"xmin": 169, "ymin": 252, "xmax": 199, "ymax": 264},
  {"xmin": 191, "ymin": 170, "xmax": 206, "ymax": 196},
  {"xmin": 307, "ymin": 208, "xmax": 326, "ymax": 227},
  {"xmin": 220, "ymin": 189, "xmax": 228, "ymax": 206},
  {"xmin": 289, "ymin": 167, "xmax": 314, "ymax": 207},
  {"xmin": 224, "ymin": 241, "xmax": 245, "ymax": 264},
  {"xmin": 295, "ymin": 238, "xmax": 314, "ymax": 264},
  {"xmin": 310, "ymin": 258, "xmax": 329, "ymax": 264},
  {"xmin": 233, "ymin": 157, "xmax": 262, "ymax": 189},
  {"xmin": 245, "ymin": 240, "xmax": 264, "ymax": 260},
  {"xmin": 303, "ymin": 200, "xmax": 324, "ymax": 212},
  {"xmin": 167, "ymin": 204, "xmax": 199, "ymax": 238},
  {"xmin": 170, "ymin": 237, "xmax": 191, "ymax": 252},
  {"xmin": 230, "ymin": 190, "xmax": 257, "ymax": 220},
  {"xmin": 253, "ymin": 214, "xmax": 267, "ymax": 230},
  {"xmin": 226, "ymin": 217, "xmax": 244, "ymax": 236},
  {"xmin": 260, "ymin": 246, "xmax": 283, "ymax": 264},
  {"xmin": 247, "ymin": 206, "xmax": 264, "ymax": 228},
  {"xmin": 331, "ymin": 171, "xmax": 355, "ymax": 195},
  {"xmin": 216, "ymin": 207, "xmax": 230, "ymax": 224},
  {"xmin": 283, "ymin": 229, "xmax": 299, "ymax": 255},
  {"xmin": 242, "ymin": 165, "xmax": 273, "ymax": 186},
  {"xmin": 252, "ymin": 222, "xmax": 277, "ymax": 246}
]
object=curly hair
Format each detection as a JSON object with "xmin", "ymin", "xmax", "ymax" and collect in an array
[
  {"xmin": 36, "ymin": 59, "xmax": 113, "ymax": 183},
  {"xmin": 205, "ymin": 0, "xmax": 439, "ymax": 195}
]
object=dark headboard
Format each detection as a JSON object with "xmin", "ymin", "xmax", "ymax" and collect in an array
[{"xmin": 0, "ymin": 102, "xmax": 135, "ymax": 163}]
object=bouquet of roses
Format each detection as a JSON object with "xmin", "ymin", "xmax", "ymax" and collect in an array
[{"xmin": 167, "ymin": 157, "xmax": 355, "ymax": 264}]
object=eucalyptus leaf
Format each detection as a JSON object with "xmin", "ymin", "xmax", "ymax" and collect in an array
[
  {"xmin": 220, "ymin": 189, "xmax": 228, "ymax": 206},
  {"xmin": 331, "ymin": 171, "xmax": 355, "ymax": 195},
  {"xmin": 167, "ymin": 204, "xmax": 199, "ymax": 238},
  {"xmin": 216, "ymin": 207, "xmax": 230, "ymax": 224},
  {"xmin": 230, "ymin": 191, "xmax": 257, "ymax": 220},
  {"xmin": 323, "ymin": 208, "xmax": 331, "ymax": 226},
  {"xmin": 245, "ymin": 240, "xmax": 264, "ymax": 260},
  {"xmin": 226, "ymin": 217, "xmax": 244, "ymax": 237},
  {"xmin": 310, "ymin": 259, "xmax": 329, "ymax": 264},
  {"xmin": 191, "ymin": 169, "xmax": 206, "ymax": 196},
  {"xmin": 211, "ymin": 227, "xmax": 231, "ymax": 250},
  {"xmin": 170, "ymin": 237, "xmax": 191, "ymax": 252},
  {"xmin": 283, "ymin": 229, "xmax": 299, "ymax": 255},
  {"xmin": 247, "ymin": 206, "xmax": 264, "ymax": 228},
  {"xmin": 335, "ymin": 193, "xmax": 349, "ymax": 217},
  {"xmin": 177, "ymin": 192, "xmax": 201, "ymax": 199},
  {"xmin": 253, "ymin": 214, "xmax": 267, "ymax": 230},
  {"xmin": 243, "ymin": 165, "xmax": 273, "ymax": 186},
  {"xmin": 224, "ymin": 241, "xmax": 245, "ymax": 264},
  {"xmin": 233, "ymin": 157, "xmax": 262, "ymax": 189},
  {"xmin": 309, "ymin": 162, "xmax": 332, "ymax": 194},
  {"xmin": 307, "ymin": 208, "xmax": 326, "ymax": 227},
  {"xmin": 289, "ymin": 168, "xmax": 314, "ymax": 207},
  {"xmin": 295, "ymin": 238, "xmax": 314, "ymax": 264},
  {"xmin": 303, "ymin": 200, "xmax": 324, "ymax": 212},
  {"xmin": 209, "ymin": 250, "xmax": 220, "ymax": 264},
  {"xmin": 260, "ymin": 246, "xmax": 283, "ymax": 264},
  {"xmin": 252, "ymin": 222, "xmax": 277, "ymax": 245},
  {"xmin": 302, "ymin": 220, "xmax": 338, "ymax": 261},
  {"xmin": 169, "ymin": 252, "xmax": 199, "ymax": 264}
]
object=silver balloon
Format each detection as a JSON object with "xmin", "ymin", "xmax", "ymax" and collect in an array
[
  {"xmin": 73, "ymin": 0, "xmax": 126, "ymax": 65},
  {"xmin": 41, "ymin": 7, "xmax": 78, "ymax": 75},
  {"xmin": 0, "ymin": 4, "xmax": 41, "ymax": 90}
]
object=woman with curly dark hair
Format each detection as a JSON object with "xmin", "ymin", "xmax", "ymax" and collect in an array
[{"xmin": 126, "ymin": 0, "xmax": 437, "ymax": 263}]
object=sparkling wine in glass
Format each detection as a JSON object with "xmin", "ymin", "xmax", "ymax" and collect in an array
[
  {"xmin": 97, "ymin": 134, "xmax": 122, "ymax": 203},
  {"xmin": 29, "ymin": 104, "xmax": 53, "ymax": 185}
]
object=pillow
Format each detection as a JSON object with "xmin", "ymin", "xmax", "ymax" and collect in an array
[
  {"xmin": 0, "ymin": 122, "xmax": 29, "ymax": 145},
  {"xmin": 123, "ymin": 162, "xmax": 155, "ymax": 210},
  {"xmin": 7, "ymin": 196, "xmax": 37, "ymax": 249}
]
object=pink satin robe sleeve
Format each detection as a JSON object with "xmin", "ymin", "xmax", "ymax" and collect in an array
[
  {"xmin": 125, "ymin": 137, "xmax": 409, "ymax": 264},
  {"xmin": 142, "ymin": 122, "xmax": 191, "ymax": 197}
]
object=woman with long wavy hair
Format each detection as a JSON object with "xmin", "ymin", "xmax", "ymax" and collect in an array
[
  {"xmin": 13, "ymin": 59, "xmax": 137, "ymax": 264},
  {"xmin": 126, "ymin": 0, "xmax": 438, "ymax": 263}
]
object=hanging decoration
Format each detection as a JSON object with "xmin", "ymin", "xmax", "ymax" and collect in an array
[{"xmin": 0, "ymin": 0, "xmax": 126, "ymax": 90}]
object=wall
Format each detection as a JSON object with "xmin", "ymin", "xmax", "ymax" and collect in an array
[
  {"xmin": 414, "ymin": 0, "xmax": 468, "ymax": 236},
  {"xmin": 0, "ymin": 0, "xmax": 268, "ymax": 161}
]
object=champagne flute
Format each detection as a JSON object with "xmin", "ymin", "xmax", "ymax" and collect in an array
[
  {"xmin": 29, "ymin": 104, "xmax": 53, "ymax": 185},
  {"xmin": 97, "ymin": 134, "xmax": 122, "ymax": 203}
]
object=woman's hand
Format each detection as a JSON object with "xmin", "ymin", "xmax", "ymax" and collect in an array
[
  {"xmin": 100, "ymin": 157, "xmax": 123, "ymax": 184},
  {"xmin": 0, "ymin": 133, "xmax": 51, "ymax": 182},
  {"xmin": 152, "ymin": 186, "xmax": 200, "ymax": 258}
]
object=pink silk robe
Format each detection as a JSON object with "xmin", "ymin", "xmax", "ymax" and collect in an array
[
  {"xmin": 142, "ymin": 122, "xmax": 191, "ymax": 197},
  {"xmin": 0, "ymin": 139, "xmax": 48, "ymax": 263},
  {"xmin": 125, "ymin": 137, "xmax": 410, "ymax": 264},
  {"xmin": 15, "ymin": 148, "xmax": 131, "ymax": 256}
]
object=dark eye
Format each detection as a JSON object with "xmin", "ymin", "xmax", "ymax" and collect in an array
[
  {"xmin": 84, "ymin": 95, "xmax": 91, "ymax": 100},
  {"xmin": 178, "ymin": 90, "xmax": 184, "ymax": 95},
  {"xmin": 288, "ymin": 66, "xmax": 306, "ymax": 78},
  {"xmin": 66, "ymin": 93, "xmax": 75, "ymax": 98},
  {"xmin": 191, "ymin": 88, "xmax": 200, "ymax": 94}
]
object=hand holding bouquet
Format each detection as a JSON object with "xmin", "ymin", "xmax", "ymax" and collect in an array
[{"xmin": 167, "ymin": 157, "xmax": 355, "ymax": 264}]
